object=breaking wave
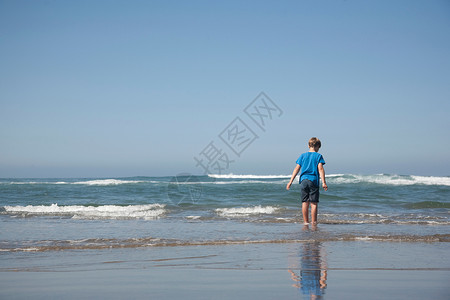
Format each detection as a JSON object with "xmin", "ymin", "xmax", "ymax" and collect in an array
[
  {"xmin": 1, "ymin": 204, "xmax": 166, "ymax": 220},
  {"xmin": 207, "ymin": 174, "xmax": 450, "ymax": 186},
  {"xmin": 326, "ymin": 174, "xmax": 450, "ymax": 186}
]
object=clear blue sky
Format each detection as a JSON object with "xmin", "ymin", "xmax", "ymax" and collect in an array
[{"xmin": 1, "ymin": 0, "xmax": 449, "ymax": 177}]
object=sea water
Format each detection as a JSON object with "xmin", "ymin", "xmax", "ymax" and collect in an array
[{"xmin": 0, "ymin": 174, "xmax": 449, "ymax": 252}]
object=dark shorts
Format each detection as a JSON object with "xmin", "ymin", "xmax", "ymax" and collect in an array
[{"xmin": 300, "ymin": 179, "xmax": 320, "ymax": 203}]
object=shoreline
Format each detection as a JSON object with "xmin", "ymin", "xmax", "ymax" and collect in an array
[{"xmin": 1, "ymin": 233, "xmax": 450, "ymax": 253}]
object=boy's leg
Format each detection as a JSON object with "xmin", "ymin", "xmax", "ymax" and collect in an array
[
  {"xmin": 307, "ymin": 181, "xmax": 319, "ymax": 224},
  {"xmin": 310, "ymin": 202, "xmax": 318, "ymax": 224},
  {"xmin": 302, "ymin": 201, "xmax": 310, "ymax": 224},
  {"xmin": 300, "ymin": 180, "xmax": 311, "ymax": 224}
]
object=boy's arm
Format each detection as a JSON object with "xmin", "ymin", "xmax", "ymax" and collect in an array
[
  {"xmin": 318, "ymin": 163, "xmax": 328, "ymax": 191},
  {"xmin": 286, "ymin": 164, "xmax": 301, "ymax": 190}
]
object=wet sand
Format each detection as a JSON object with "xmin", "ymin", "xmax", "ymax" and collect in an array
[{"xmin": 1, "ymin": 241, "xmax": 449, "ymax": 299}]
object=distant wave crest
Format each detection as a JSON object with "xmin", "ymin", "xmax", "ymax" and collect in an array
[
  {"xmin": 1, "ymin": 179, "xmax": 147, "ymax": 186},
  {"xmin": 208, "ymin": 174, "xmax": 290, "ymax": 179},
  {"xmin": 1, "ymin": 174, "xmax": 449, "ymax": 186},
  {"xmin": 327, "ymin": 174, "xmax": 450, "ymax": 186},
  {"xmin": 208, "ymin": 173, "xmax": 450, "ymax": 186},
  {"xmin": 72, "ymin": 179, "xmax": 145, "ymax": 186}
]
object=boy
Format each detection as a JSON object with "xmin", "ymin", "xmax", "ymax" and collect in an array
[{"xmin": 286, "ymin": 137, "xmax": 328, "ymax": 225}]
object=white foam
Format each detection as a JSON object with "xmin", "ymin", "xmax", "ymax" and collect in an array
[
  {"xmin": 2, "ymin": 179, "xmax": 146, "ymax": 185},
  {"xmin": 327, "ymin": 174, "xmax": 450, "ymax": 186},
  {"xmin": 3, "ymin": 203, "xmax": 166, "ymax": 220},
  {"xmin": 73, "ymin": 179, "xmax": 144, "ymax": 186},
  {"xmin": 1, "ymin": 181, "xmax": 48, "ymax": 185},
  {"xmin": 409, "ymin": 175, "xmax": 450, "ymax": 186},
  {"xmin": 208, "ymin": 174, "xmax": 290, "ymax": 179},
  {"xmin": 326, "ymin": 174, "xmax": 346, "ymax": 177},
  {"xmin": 354, "ymin": 236, "xmax": 373, "ymax": 241},
  {"xmin": 215, "ymin": 205, "xmax": 279, "ymax": 217}
]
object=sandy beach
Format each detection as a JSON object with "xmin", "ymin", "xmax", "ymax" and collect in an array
[{"xmin": 1, "ymin": 240, "xmax": 449, "ymax": 299}]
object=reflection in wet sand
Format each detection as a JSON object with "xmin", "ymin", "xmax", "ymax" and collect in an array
[{"xmin": 289, "ymin": 228, "xmax": 327, "ymax": 299}]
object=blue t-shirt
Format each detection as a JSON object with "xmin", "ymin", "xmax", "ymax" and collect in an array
[{"xmin": 296, "ymin": 152, "xmax": 325, "ymax": 187}]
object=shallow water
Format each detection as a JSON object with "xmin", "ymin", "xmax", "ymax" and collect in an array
[{"xmin": 0, "ymin": 174, "xmax": 449, "ymax": 251}]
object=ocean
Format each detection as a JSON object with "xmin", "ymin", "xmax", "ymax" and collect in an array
[{"xmin": 1, "ymin": 173, "xmax": 449, "ymax": 252}]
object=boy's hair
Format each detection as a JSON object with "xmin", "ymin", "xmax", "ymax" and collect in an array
[{"xmin": 308, "ymin": 137, "xmax": 321, "ymax": 149}]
